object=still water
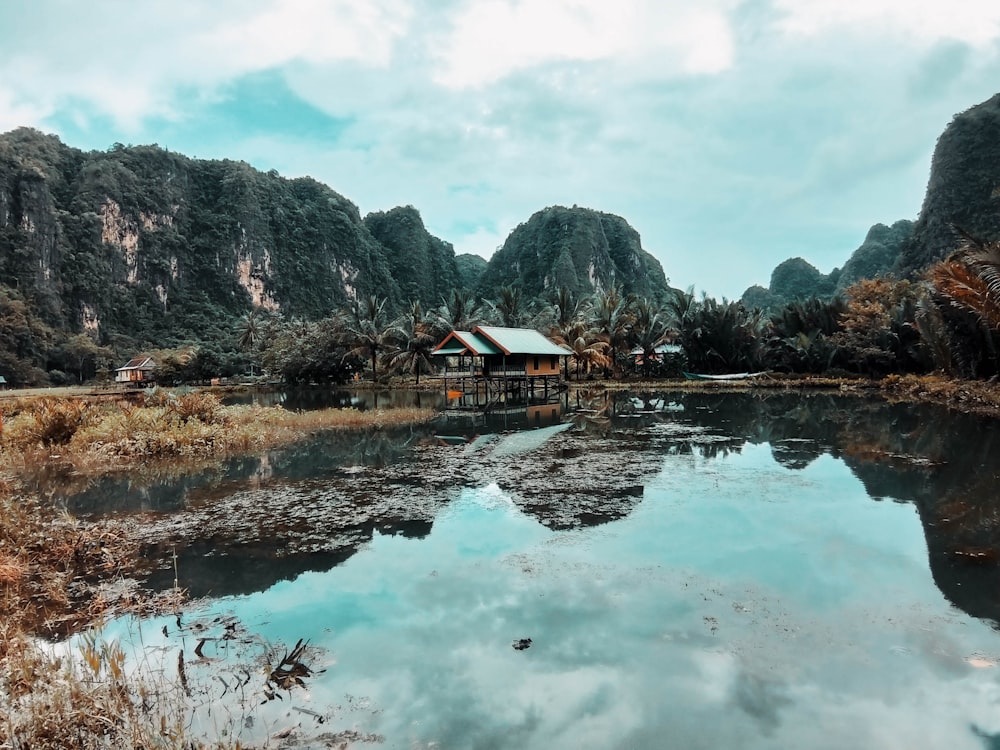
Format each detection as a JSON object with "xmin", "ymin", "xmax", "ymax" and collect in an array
[{"xmin": 83, "ymin": 391, "xmax": 1000, "ymax": 748}]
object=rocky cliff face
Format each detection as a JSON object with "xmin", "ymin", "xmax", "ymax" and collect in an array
[
  {"xmin": 896, "ymin": 93, "xmax": 1000, "ymax": 276},
  {"xmin": 476, "ymin": 205, "xmax": 672, "ymax": 300},
  {"xmin": 0, "ymin": 129, "xmax": 404, "ymax": 346}
]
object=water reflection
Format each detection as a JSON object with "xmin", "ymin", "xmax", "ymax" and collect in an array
[{"xmin": 39, "ymin": 389, "xmax": 1000, "ymax": 630}]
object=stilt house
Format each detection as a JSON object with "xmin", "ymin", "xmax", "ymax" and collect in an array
[{"xmin": 433, "ymin": 326, "xmax": 571, "ymax": 407}]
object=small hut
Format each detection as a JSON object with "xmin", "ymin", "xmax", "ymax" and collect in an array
[{"xmin": 114, "ymin": 356, "xmax": 156, "ymax": 385}]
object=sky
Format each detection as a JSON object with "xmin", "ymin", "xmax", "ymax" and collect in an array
[{"xmin": 2, "ymin": 1, "xmax": 1000, "ymax": 300}]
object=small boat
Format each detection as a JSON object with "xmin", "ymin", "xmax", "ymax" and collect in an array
[{"xmin": 683, "ymin": 371, "xmax": 769, "ymax": 381}]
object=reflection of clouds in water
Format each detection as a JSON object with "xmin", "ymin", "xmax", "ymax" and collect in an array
[
  {"xmin": 731, "ymin": 670, "xmax": 792, "ymax": 733},
  {"xmin": 91, "ymin": 424, "xmax": 1000, "ymax": 748}
]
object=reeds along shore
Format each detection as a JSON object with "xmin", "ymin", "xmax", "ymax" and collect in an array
[{"xmin": 0, "ymin": 390, "xmax": 435, "ymax": 749}]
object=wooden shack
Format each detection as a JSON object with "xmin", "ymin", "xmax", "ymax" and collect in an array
[
  {"xmin": 433, "ymin": 326, "xmax": 570, "ymax": 407},
  {"xmin": 114, "ymin": 356, "xmax": 156, "ymax": 386}
]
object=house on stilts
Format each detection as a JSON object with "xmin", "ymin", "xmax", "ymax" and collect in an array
[{"xmin": 432, "ymin": 326, "xmax": 571, "ymax": 409}]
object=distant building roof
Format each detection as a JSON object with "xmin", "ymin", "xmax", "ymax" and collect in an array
[
  {"xmin": 433, "ymin": 326, "xmax": 570, "ymax": 357},
  {"xmin": 630, "ymin": 344, "xmax": 683, "ymax": 356},
  {"xmin": 432, "ymin": 330, "xmax": 502, "ymax": 357}
]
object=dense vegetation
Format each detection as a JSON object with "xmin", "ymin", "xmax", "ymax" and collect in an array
[
  {"xmin": 0, "ymin": 130, "xmax": 672, "ymax": 386},
  {"xmin": 4, "ymin": 90, "xmax": 1000, "ymax": 388},
  {"xmin": 896, "ymin": 92, "xmax": 1000, "ymax": 277},
  {"xmin": 476, "ymin": 206, "xmax": 673, "ymax": 302}
]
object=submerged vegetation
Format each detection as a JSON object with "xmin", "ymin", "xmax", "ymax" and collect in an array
[{"xmin": 0, "ymin": 391, "xmax": 433, "ymax": 748}]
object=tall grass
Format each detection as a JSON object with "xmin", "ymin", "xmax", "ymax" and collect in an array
[
  {"xmin": 0, "ymin": 389, "xmax": 436, "ymax": 748},
  {"xmin": 0, "ymin": 390, "xmax": 435, "ymax": 474}
]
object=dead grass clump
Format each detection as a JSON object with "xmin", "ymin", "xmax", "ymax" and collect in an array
[{"xmin": 2, "ymin": 397, "xmax": 89, "ymax": 448}]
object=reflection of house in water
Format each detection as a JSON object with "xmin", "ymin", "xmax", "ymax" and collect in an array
[
  {"xmin": 433, "ymin": 326, "xmax": 570, "ymax": 409},
  {"xmin": 436, "ymin": 393, "xmax": 568, "ymax": 443}
]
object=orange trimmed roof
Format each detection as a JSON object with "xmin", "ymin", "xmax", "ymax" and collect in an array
[{"xmin": 433, "ymin": 326, "xmax": 570, "ymax": 356}]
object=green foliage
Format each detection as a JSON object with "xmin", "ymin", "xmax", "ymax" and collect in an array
[
  {"xmin": 259, "ymin": 317, "xmax": 352, "ymax": 384},
  {"xmin": 763, "ymin": 297, "xmax": 847, "ymax": 373},
  {"xmin": 769, "ymin": 257, "xmax": 836, "ymax": 304},
  {"xmin": 897, "ymin": 93, "xmax": 1000, "ymax": 277},
  {"xmin": 836, "ymin": 220, "xmax": 913, "ymax": 292},
  {"xmin": 476, "ymin": 206, "xmax": 671, "ymax": 302},
  {"xmin": 455, "ymin": 253, "xmax": 488, "ymax": 290},
  {"xmin": 384, "ymin": 301, "xmax": 439, "ymax": 384},
  {"xmin": 364, "ymin": 206, "xmax": 460, "ymax": 308},
  {"xmin": 831, "ymin": 278, "xmax": 927, "ymax": 376},
  {"xmin": 667, "ymin": 288, "xmax": 764, "ymax": 373}
]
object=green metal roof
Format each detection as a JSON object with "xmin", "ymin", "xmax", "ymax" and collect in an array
[
  {"xmin": 475, "ymin": 326, "xmax": 571, "ymax": 356},
  {"xmin": 433, "ymin": 327, "xmax": 571, "ymax": 357},
  {"xmin": 432, "ymin": 330, "xmax": 502, "ymax": 356}
]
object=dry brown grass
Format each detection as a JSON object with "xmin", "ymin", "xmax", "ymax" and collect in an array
[
  {"xmin": 0, "ymin": 391, "xmax": 435, "ymax": 476},
  {"xmin": 0, "ymin": 390, "xmax": 436, "ymax": 748}
]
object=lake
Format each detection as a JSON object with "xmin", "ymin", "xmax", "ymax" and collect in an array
[{"xmin": 73, "ymin": 390, "xmax": 1000, "ymax": 749}]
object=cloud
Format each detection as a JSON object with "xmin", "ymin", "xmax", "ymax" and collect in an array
[
  {"xmin": 0, "ymin": 0, "xmax": 412, "ymax": 130},
  {"xmin": 773, "ymin": 0, "xmax": 1000, "ymax": 47},
  {"xmin": 433, "ymin": 0, "xmax": 738, "ymax": 88},
  {"xmin": 4, "ymin": 1, "xmax": 1000, "ymax": 298}
]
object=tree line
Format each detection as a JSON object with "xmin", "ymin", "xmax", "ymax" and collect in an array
[
  {"xmin": 5, "ymin": 234, "xmax": 1000, "ymax": 387},
  {"xmin": 223, "ymin": 233, "xmax": 1000, "ymax": 385}
]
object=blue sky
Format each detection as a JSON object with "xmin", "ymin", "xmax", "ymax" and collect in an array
[{"xmin": 3, "ymin": 1, "xmax": 1000, "ymax": 300}]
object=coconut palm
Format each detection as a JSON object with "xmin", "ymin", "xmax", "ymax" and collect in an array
[
  {"xmin": 340, "ymin": 295, "xmax": 394, "ymax": 380},
  {"xmin": 493, "ymin": 285, "xmax": 531, "ymax": 328},
  {"xmin": 559, "ymin": 320, "xmax": 611, "ymax": 379},
  {"xmin": 589, "ymin": 285, "xmax": 636, "ymax": 377},
  {"xmin": 630, "ymin": 297, "xmax": 672, "ymax": 378},
  {"xmin": 385, "ymin": 301, "xmax": 438, "ymax": 384},
  {"xmin": 432, "ymin": 289, "xmax": 490, "ymax": 338}
]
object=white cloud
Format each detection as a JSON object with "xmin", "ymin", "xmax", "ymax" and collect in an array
[
  {"xmin": 0, "ymin": 0, "xmax": 413, "ymax": 131},
  {"xmin": 774, "ymin": 0, "xmax": 1000, "ymax": 47},
  {"xmin": 433, "ymin": 0, "xmax": 737, "ymax": 88}
]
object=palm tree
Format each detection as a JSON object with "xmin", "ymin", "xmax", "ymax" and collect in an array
[
  {"xmin": 589, "ymin": 285, "xmax": 636, "ymax": 377},
  {"xmin": 386, "ymin": 301, "xmax": 438, "ymax": 384},
  {"xmin": 340, "ymin": 295, "xmax": 394, "ymax": 380},
  {"xmin": 668, "ymin": 288, "xmax": 764, "ymax": 373},
  {"xmin": 432, "ymin": 289, "xmax": 490, "ymax": 338},
  {"xmin": 564, "ymin": 320, "xmax": 611, "ymax": 379},
  {"xmin": 630, "ymin": 297, "xmax": 672, "ymax": 378},
  {"xmin": 237, "ymin": 308, "xmax": 266, "ymax": 376},
  {"xmin": 494, "ymin": 285, "xmax": 529, "ymax": 328},
  {"xmin": 927, "ymin": 235, "xmax": 1000, "ymax": 377}
]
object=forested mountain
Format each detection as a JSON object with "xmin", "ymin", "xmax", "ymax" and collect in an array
[
  {"xmin": 742, "ymin": 220, "xmax": 913, "ymax": 312},
  {"xmin": 0, "ymin": 127, "xmax": 403, "ymax": 349},
  {"xmin": 743, "ymin": 92, "xmax": 1000, "ymax": 313},
  {"xmin": 455, "ymin": 253, "xmax": 487, "ymax": 291},
  {"xmin": 896, "ymin": 93, "xmax": 1000, "ymax": 277},
  {"xmin": 363, "ymin": 206, "xmax": 460, "ymax": 308},
  {"xmin": 838, "ymin": 220, "xmax": 913, "ymax": 290},
  {"xmin": 476, "ymin": 206, "xmax": 672, "ymax": 301},
  {"xmin": 0, "ymin": 129, "xmax": 678, "ymax": 384}
]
